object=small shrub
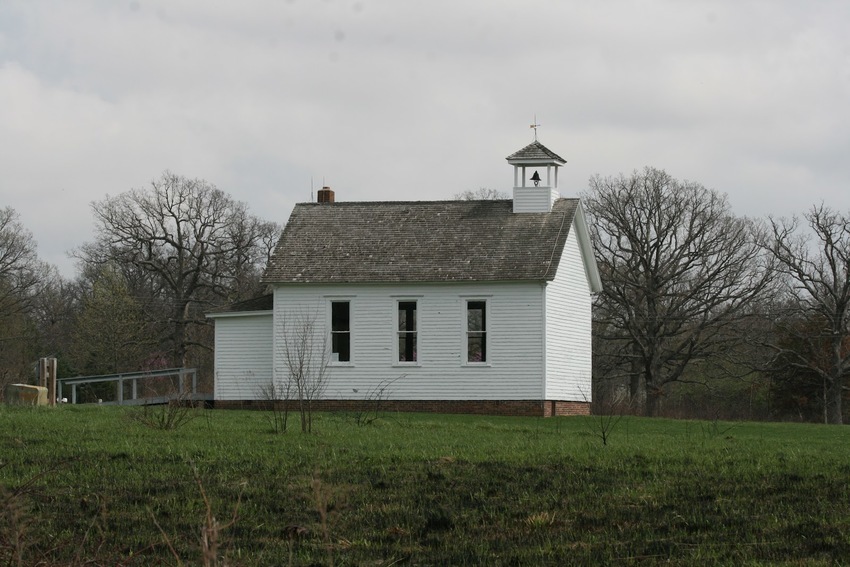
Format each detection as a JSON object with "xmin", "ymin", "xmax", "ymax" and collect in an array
[
  {"xmin": 350, "ymin": 376, "xmax": 401, "ymax": 427},
  {"xmin": 128, "ymin": 389, "xmax": 199, "ymax": 431},
  {"xmin": 258, "ymin": 377, "xmax": 291, "ymax": 434}
]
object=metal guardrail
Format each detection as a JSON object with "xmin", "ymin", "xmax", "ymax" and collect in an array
[{"xmin": 57, "ymin": 368, "xmax": 209, "ymax": 405}]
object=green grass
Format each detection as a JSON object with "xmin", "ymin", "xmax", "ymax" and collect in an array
[{"xmin": 1, "ymin": 406, "xmax": 850, "ymax": 565}]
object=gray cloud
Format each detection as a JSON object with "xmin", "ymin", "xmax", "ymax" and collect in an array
[{"xmin": 1, "ymin": 0, "xmax": 849, "ymax": 276}]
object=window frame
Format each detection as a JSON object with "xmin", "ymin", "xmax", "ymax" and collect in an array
[
  {"xmin": 327, "ymin": 298, "xmax": 353, "ymax": 366},
  {"xmin": 394, "ymin": 299, "xmax": 420, "ymax": 366},
  {"xmin": 463, "ymin": 297, "xmax": 490, "ymax": 366}
]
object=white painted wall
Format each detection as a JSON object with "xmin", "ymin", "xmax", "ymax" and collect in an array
[
  {"xmin": 212, "ymin": 261, "xmax": 595, "ymax": 404},
  {"xmin": 544, "ymin": 221, "xmax": 594, "ymax": 402},
  {"xmin": 512, "ymin": 186, "xmax": 560, "ymax": 213},
  {"xmin": 271, "ymin": 281, "xmax": 547, "ymax": 400},
  {"xmin": 211, "ymin": 313, "xmax": 273, "ymax": 400}
]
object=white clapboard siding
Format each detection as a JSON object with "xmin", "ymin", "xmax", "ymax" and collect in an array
[
  {"xmin": 212, "ymin": 313, "xmax": 273, "ymax": 400},
  {"xmin": 272, "ymin": 281, "xmax": 546, "ymax": 400},
  {"xmin": 544, "ymin": 221, "xmax": 593, "ymax": 401},
  {"xmin": 512, "ymin": 187, "xmax": 560, "ymax": 213}
]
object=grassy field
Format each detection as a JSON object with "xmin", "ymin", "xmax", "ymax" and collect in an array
[{"xmin": 1, "ymin": 405, "xmax": 850, "ymax": 566}]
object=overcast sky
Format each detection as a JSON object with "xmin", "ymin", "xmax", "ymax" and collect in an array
[{"xmin": 2, "ymin": 1, "xmax": 849, "ymax": 277}]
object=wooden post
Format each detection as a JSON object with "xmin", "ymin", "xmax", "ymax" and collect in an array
[
  {"xmin": 39, "ymin": 358, "xmax": 58, "ymax": 407},
  {"xmin": 38, "ymin": 358, "xmax": 47, "ymax": 388},
  {"xmin": 48, "ymin": 358, "xmax": 57, "ymax": 407}
]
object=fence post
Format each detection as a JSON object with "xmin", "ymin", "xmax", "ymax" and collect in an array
[
  {"xmin": 48, "ymin": 358, "xmax": 57, "ymax": 407},
  {"xmin": 38, "ymin": 358, "xmax": 47, "ymax": 389},
  {"xmin": 38, "ymin": 358, "xmax": 58, "ymax": 406},
  {"xmin": 117, "ymin": 375, "xmax": 124, "ymax": 404}
]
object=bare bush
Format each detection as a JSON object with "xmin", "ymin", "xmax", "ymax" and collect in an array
[
  {"xmin": 128, "ymin": 387, "xmax": 200, "ymax": 431},
  {"xmin": 584, "ymin": 385, "xmax": 632, "ymax": 447},
  {"xmin": 350, "ymin": 376, "xmax": 401, "ymax": 427},
  {"xmin": 278, "ymin": 310, "xmax": 330, "ymax": 433},
  {"xmin": 258, "ymin": 376, "xmax": 292, "ymax": 434}
]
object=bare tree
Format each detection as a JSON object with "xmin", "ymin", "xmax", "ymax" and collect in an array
[
  {"xmin": 30, "ymin": 271, "xmax": 81, "ymax": 365},
  {"xmin": 76, "ymin": 172, "xmax": 281, "ymax": 368},
  {"xmin": 453, "ymin": 187, "xmax": 509, "ymax": 200},
  {"xmin": 760, "ymin": 205, "xmax": 850, "ymax": 424},
  {"xmin": 278, "ymin": 310, "xmax": 330, "ymax": 433},
  {"xmin": 585, "ymin": 167, "xmax": 773, "ymax": 416},
  {"xmin": 0, "ymin": 207, "xmax": 52, "ymax": 388},
  {"xmin": 0, "ymin": 207, "xmax": 48, "ymax": 318}
]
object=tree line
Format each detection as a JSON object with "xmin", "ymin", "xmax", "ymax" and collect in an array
[
  {"xmin": 1, "ymin": 168, "xmax": 848, "ymax": 423},
  {"xmin": 0, "ymin": 172, "xmax": 280, "ymax": 395},
  {"xmin": 586, "ymin": 167, "xmax": 850, "ymax": 424}
]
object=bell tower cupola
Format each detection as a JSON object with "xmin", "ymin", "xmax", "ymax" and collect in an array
[{"xmin": 505, "ymin": 134, "xmax": 566, "ymax": 213}]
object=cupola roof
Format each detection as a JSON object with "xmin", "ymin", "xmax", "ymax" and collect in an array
[{"xmin": 506, "ymin": 140, "xmax": 566, "ymax": 164}]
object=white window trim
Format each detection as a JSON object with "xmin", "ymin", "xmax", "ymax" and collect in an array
[
  {"xmin": 393, "ymin": 298, "xmax": 421, "ymax": 367},
  {"xmin": 326, "ymin": 297, "xmax": 354, "ymax": 367},
  {"xmin": 462, "ymin": 297, "xmax": 491, "ymax": 367}
]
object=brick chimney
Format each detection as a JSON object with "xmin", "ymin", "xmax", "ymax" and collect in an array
[{"xmin": 317, "ymin": 186, "xmax": 335, "ymax": 204}]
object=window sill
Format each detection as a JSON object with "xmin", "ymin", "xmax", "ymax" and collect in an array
[
  {"xmin": 328, "ymin": 362, "xmax": 354, "ymax": 368},
  {"xmin": 462, "ymin": 362, "xmax": 491, "ymax": 368},
  {"xmin": 393, "ymin": 362, "xmax": 422, "ymax": 368}
]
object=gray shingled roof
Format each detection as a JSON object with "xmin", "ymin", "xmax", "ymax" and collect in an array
[
  {"xmin": 207, "ymin": 294, "xmax": 273, "ymax": 314},
  {"xmin": 262, "ymin": 199, "xmax": 578, "ymax": 284},
  {"xmin": 505, "ymin": 141, "xmax": 567, "ymax": 164}
]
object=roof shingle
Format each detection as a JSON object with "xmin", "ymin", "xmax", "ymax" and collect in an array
[
  {"xmin": 505, "ymin": 141, "xmax": 567, "ymax": 164},
  {"xmin": 207, "ymin": 294, "xmax": 274, "ymax": 314},
  {"xmin": 262, "ymin": 198, "xmax": 578, "ymax": 284}
]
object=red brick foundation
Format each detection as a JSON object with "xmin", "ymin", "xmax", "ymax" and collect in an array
[{"xmin": 213, "ymin": 399, "xmax": 590, "ymax": 417}]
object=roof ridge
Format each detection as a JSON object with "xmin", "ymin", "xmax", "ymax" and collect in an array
[
  {"xmin": 505, "ymin": 140, "xmax": 567, "ymax": 163},
  {"xmin": 296, "ymin": 199, "xmax": 514, "ymax": 206},
  {"xmin": 295, "ymin": 197, "xmax": 577, "ymax": 206}
]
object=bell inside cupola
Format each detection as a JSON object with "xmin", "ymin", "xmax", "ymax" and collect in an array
[{"xmin": 505, "ymin": 131, "xmax": 567, "ymax": 213}]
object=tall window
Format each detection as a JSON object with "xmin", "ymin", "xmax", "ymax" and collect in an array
[
  {"xmin": 466, "ymin": 300, "xmax": 487, "ymax": 363},
  {"xmin": 331, "ymin": 301, "xmax": 350, "ymax": 362},
  {"xmin": 397, "ymin": 301, "xmax": 417, "ymax": 363}
]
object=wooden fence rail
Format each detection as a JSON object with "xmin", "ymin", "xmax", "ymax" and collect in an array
[{"xmin": 57, "ymin": 368, "xmax": 210, "ymax": 406}]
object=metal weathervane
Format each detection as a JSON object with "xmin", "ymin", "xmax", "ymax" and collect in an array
[{"xmin": 530, "ymin": 115, "xmax": 541, "ymax": 141}]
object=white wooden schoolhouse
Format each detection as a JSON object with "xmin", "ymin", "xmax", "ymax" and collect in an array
[{"xmin": 208, "ymin": 139, "xmax": 602, "ymax": 416}]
